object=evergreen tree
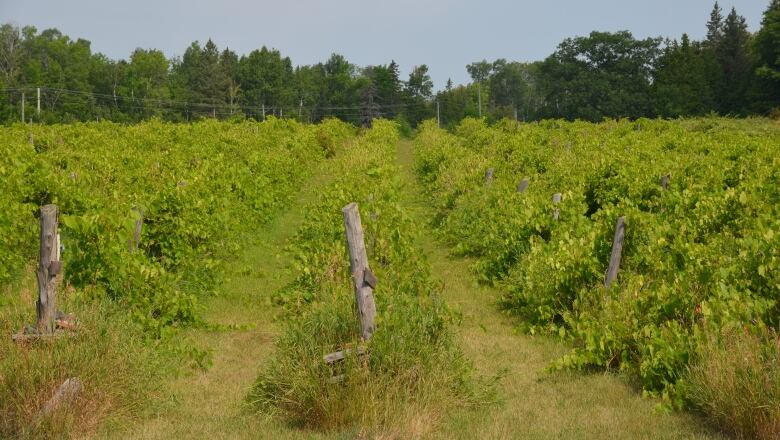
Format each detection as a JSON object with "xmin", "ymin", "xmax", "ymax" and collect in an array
[
  {"xmin": 753, "ymin": 0, "xmax": 780, "ymax": 110},
  {"xmin": 653, "ymin": 35, "xmax": 715, "ymax": 116},
  {"xmin": 706, "ymin": 2, "xmax": 724, "ymax": 47},
  {"xmin": 716, "ymin": 7, "xmax": 753, "ymax": 114}
]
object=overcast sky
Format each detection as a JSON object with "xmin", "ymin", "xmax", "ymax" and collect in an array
[{"xmin": 0, "ymin": 0, "xmax": 769, "ymax": 90}]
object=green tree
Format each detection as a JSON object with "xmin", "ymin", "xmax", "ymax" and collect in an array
[
  {"xmin": 538, "ymin": 31, "xmax": 661, "ymax": 120},
  {"xmin": 488, "ymin": 59, "xmax": 532, "ymax": 120},
  {"xmin": 403, "ymin": 64, "xmax": 434, "ymax": 125},
  {"xmin": 652, "ymin": 35, "xmax": 715, "ymax": 116},
  {"xmin": 122, "ymin": 49, "xmax": 169, "ymax": 118},
  {"xmin": 716, "ymin": 7, "xmax": 753, "ymax": 114},
  {"xmin": 752, "ymin": 0, "xmax": 780, "ymax": 111},
  {"xmin": 466, "ymin": 60, "xmax": 491, "ymax": 117}
]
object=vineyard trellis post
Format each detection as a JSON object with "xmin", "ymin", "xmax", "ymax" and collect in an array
[
  {"xmin": 604, "ymin": 216, "xmax": 626, "ymax": 288},
  {"xmin": 485, "ymin": 168, "xmax": 494, "ymax": 185},
  {"xmin": 552, "ymin": 193, "xmax": 562, "ymax": 220},
  {"xmin": 661, "ymin": 174, "xmax": 670, "ymax": 190},
  {"xmin": 517, "ymin": 177, "xmax": 529, "ymax": 193},
  {"xmin": 342, "ymin": 202, "xmax": 377, "ymax": 341},
  {"xmin": 36, "ymin": 204, "xmax": 60, "ymax": 333},
  {"xmin": 128, "ymin": 207, "xmax": 144, "ymax": 253}
]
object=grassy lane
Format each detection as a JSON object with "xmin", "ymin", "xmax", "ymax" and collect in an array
[
  {"xmin": 395, "ymin": 139, "xmax": 722, "ymax": 440},
  {"xmin": 112, "ymin": 160, "xmax": 339, "ymax": 440}
]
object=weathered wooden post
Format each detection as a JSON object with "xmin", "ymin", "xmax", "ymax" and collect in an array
[
  {"xmin": 604, "ymin": 216, "xmax": 626, "ymax": 288},
  {"xmin": 36, "ymin": 377, "xmax": 82, "ymax": 420},
  {"xmin": 128, "ymin": 207, "xmax": 144, "ymax": 253},
  {"xmin": 342, "ymin": 203, "xmax": 377, "ymax": 341},
  {"xmin": 36, "ymin": 204, "xmax": 60, "ymax": 334},
  {"xmin": 660, "ymin": 174, "xmax": 670, "ymax": 190},
  {"xmin": 485, "ymin": 168, "xmax": 494, "ymax": 185},
  {"xmin": 552, "ymin": 193, "xmax": 562, "ymax": 220},
  {"xmin": 517, "ymin": 177, "xmax": 529, "ymax": 193}
]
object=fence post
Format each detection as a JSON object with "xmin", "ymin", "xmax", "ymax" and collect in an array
[
  {"xmin": 343, "ymin": 203, "xmax": 377, "ymax": 341},
  {"xmin": 604, "ymin": 216, "xmax": 626, "ymax": 288},
  {"xmin": 485, "ymin": 168, "xmax": 494, "ymax": 185},
  {"xmin": 517, "ymin": 177, "xmax": 529, "ymax": 193},
  {"xmin": 552, "ymin": 193, "xmax": 562, "ymax": 220},
  {"xmin": 128, "ymin": 207, "xmax": 144, "ymax": 253},
  {"xmin": 36, "ymin": 204, "xmax": 59, "ymax": 333},
  {"xmin": 660, "ymin": 174, "xmax": 670, "ymax": 190}
]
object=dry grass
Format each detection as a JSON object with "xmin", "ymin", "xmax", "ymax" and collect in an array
[
  {"xmin": 687, "ymin": 330, "xmax": 780, "ymax": 440},
  {"xmin": 0, "ymin": 272, "xmax": 166, "ymax": 439}
]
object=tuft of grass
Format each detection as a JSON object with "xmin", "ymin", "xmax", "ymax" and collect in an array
[
  {"xmin": 687, "ymin": 329, "xmax": 780, "ymax": 440},
  {"xmin": 248, "ymin": 291, "xmax": 490, "ymax": 437},
  {"xmin": 0, "ymin": 295, "xmax": 167, "ymax": 439}
]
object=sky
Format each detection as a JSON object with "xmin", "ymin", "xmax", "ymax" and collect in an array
[{"xmin": 0, "ymin": 0, "xmax": 770, "ymax": 91}]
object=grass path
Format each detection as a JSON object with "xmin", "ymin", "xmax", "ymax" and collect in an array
[
  {"xmin": 113, "ymin": 137, "xmax": 720, "ymax": 439},
  {"xmin": 394, "ymin": 139, "xmax": 721, "ymax": 440},
  {"xmin": 118, "ymin": 161, "xmax": 337, "ymax": 440}
]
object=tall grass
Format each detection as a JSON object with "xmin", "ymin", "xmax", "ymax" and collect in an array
[
  {"xmin": 687, "ymin": 329, "xmax": 780, "ymax": 440},
  {"xmin": 0, "ymin": 293, "xmax": 167, "ymax": 439}
]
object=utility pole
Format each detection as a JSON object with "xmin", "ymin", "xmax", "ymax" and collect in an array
[
  {"xmin": 299, "ymin": 98, "xmax": 303, "ymax": 120},
  {"xmin": 514, "ymin": 107, "xmax": 518, "ymax": 122},
  {"xmin": 436, "ymin": 100, "xmax": 440, "ymax": 128},
  {"xmin": 261, "ymin": 103, "xmax": 265, "ymax": 121},
  {"xmin": 37, "ymin": 88, "xmax": 41, "ymax": 116}
]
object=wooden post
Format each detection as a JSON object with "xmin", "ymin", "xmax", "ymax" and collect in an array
[
  {"xmin": 604, "ymin": 216, "xmax": 626, "ymax": 288},
  {"xmin": 37, "ymin": 87, "xmax": 41, "ymax": 116},
  {"xmin": 485, "ymin": 168, "xmax": 494, "ymax": 185},
  {"xmin": 552, "ymin": 193, "xmax": 562, "ymax": 220},
  {"xmin": 343, "ymin": 203, "xmax": 377, "ymax": 341},
  {"xmin": 517, "ymin": 177, "xmax": 529, "ymax": 193},
  {"xmin": 36, "ymin": 377, "xmax": 81, "ymax": 420},
  {"xmin": 36, "ymin": 204, "xmax": 59, "ymax": 333},
  {"xmin": 660, "ymin": 174, "xmax": 670, "ymax": 190},
  {"xmin": 21, "ymin": 92, "xmax": 25, "ymax": 123},
  {"xmin": 128, "ymin": 208, "xmax": 144, "ymax": 253}
]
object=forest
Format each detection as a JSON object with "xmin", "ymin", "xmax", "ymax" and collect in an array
[{"xmin": 2, "ymin": 1, "xmax": 780, "ymax": 126}]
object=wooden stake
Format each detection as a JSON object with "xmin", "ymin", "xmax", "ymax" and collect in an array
[
  {"xmin": 36, "ymin": 204, "xmax": 59, "ymax": 333},
  {"xmin": 36, "ymin": 377, "xmax": 81, "ymax": 420},
  {"xmin": 552, "ymin": 193, "xmax": 562, "ymax": 220},
  {"xmin": 485, "ymin": 168, "xmax": 494, "ymax": 185},
  {"xmin": 604, "ymin": 216, "xmax": 626, "ymax": 288},
  {"xmin": 342, "ymin": 203, "xmax": 377, "ymax": 341},
  {"xmin": 517, "ymin": 177, "xmax": 529, "ymax": 193},
  {"xmin": 128, "ymin": 207, "xmax": 144, "ymax": 253},
  {"xmin": 661, "ymin": 174, "xmax": 670, "ymax": 190}
]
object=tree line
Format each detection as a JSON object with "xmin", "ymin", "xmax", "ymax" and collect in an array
[{"xmin": 2, "ymin": 1, "xmax": 779, "ymax": 126}]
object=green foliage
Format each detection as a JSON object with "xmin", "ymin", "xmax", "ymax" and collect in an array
[
  {"xmin": 538, "ymin": 31, "xmax": 662, "ymax": 120},
  {"xmin": 251, "ymin": 120, "xmax": 484, "ymax": 433},
  {"xmin": 0, "ymin": 118, "xmax": 353, "ymax": 336},
  {"xmin": 414, "ymin": 117, "xmax": 780, "ymax": 409}
]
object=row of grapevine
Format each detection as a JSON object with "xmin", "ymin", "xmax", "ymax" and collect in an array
[
  {"xmin": 251, "ymin": 120, "xmax": 482, "ymax": 434},
  {"xmin": 414, "ymin": 117, "xmax": 780, "ymax": 406},
  {"xmin": 0, "ymin": 118, "xmax": 353, "ymax": 335}
]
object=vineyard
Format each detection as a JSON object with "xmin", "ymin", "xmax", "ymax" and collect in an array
[
  {"xmin": 1, "ymin": 116, "xmax": 778, "ymax": 438},
  {"xmin": 415, "ymin": 117, "xmax": 780, "ymax": 434}
]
